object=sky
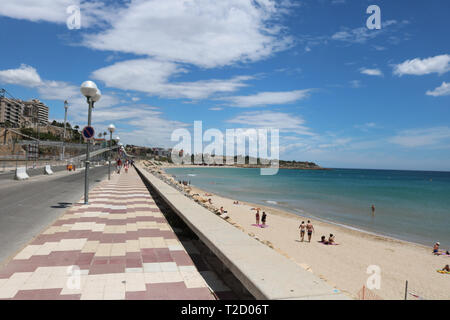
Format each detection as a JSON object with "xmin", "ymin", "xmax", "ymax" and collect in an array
[{"xmin": 0, "ymin": 0, "xmax": 449, "ymax": 171}]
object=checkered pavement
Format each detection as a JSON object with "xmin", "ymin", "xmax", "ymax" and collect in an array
[{"xmin": 0, "ymin": 167, "xmax": 220, "ymax": 300}]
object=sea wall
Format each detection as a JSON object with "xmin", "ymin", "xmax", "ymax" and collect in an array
[{"xmin": 135, "ymin": 163, "xmax": 350, "ymax": 300}]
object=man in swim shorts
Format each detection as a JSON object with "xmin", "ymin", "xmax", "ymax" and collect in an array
[{"xmin": 306, "ymin": 220, "xmax": 314, "ymax": 242}]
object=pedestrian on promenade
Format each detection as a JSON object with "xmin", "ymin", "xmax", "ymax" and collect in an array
[
  {"xmin": 124, "ymin": 160, "xmax": 129, "ymax": 173},
  {"xmin": 117, "ymin": 158, "xmax": 122, "ymax": 174},
  {"xmin": 306, "ymin": 220, "xmax": 314, "ymax": 242}
]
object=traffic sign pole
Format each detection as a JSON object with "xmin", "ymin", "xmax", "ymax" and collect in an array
[{"xmin": 84, "ymin": 98, "xmax": 93, "ymax": 204}]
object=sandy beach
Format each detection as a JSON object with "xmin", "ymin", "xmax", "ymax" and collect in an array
[{"xmin": 152, "ymin": 164, "xmax": 450, "ymax": 300}]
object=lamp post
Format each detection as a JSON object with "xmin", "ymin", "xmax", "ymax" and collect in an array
[
  {"xmin": 62, "ymin": 100, "xmax": 69, "ymax": 161},
  {"xmin": 107, "ymin": 124, "xmax": 115, "ymax": 180},
  {"xmin": 80, "ymin": 81, "xmax": 101, "ymax": 204}
]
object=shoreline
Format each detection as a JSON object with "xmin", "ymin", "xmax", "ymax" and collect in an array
[
  {"xmin": 163, "ymin": 166, "xmax": 437, "ymax": 250},
  {"xmin": 148, "ymin": 163, "xmax": 450, "ymax": 300}
]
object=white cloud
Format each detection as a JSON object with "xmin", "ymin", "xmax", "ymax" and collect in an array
[
  {"xmin": 91, "ymin": 58, "xmax": 252, "ymax": 100},
  {"xmin": 426, "ymin": 82, "xmax": 450, "ymax": 97},
  {"xmin": 0, "ymin": 64, "xmax": 119, "ymax": 118},
  {"xmin": 318, "ymin": 138, "xmax": 351, "ymax": 149},
  {"xmin": 331, "ymin": 20, "xmax": 398, "ymax": 44},
  {"xmin": 93, "ymin": 105, "xmax": 189, "ymax": 148},
  {"xmin": 0, "ymin": 0, "xmax": 113, "ymax": 28},
  {"xmin": 0, "ymin": 64, "xmax": 42, "ymax": 87},
  {"xmin": 354, "ymin": 122, "xmax": 379, "ymax": 131},
  {"xmin": 223, "ymin": 90, "xmax": 311, "ymax": 107},
  {"xmin": 349, "ymin": 80, "xmax": 362, "ymax": 88},
  {"xmin": 226, "ymin": 111, "xmax": 314, "ymax": 136},
  {"xmin": 393, "ymin": 54, "xmax": 450, "ymax": 76},
  {"xmin": 389, "ymin": 127, "xmax": 450, "ymax": 148},
  {"xmin": 360, "ymin": 68, "xmax": 383, "ymax": 76},
  {"xmin": 82, "ymin": 0, "xmax": 293, "ymax": 68}
]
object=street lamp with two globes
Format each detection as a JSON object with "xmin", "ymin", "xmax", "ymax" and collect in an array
[{"xmin": 80, "ymin": 81, "xmax": 101, "ymax": 204}]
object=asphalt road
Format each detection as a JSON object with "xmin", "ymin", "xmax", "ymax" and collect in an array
[{"xmin": 0, "ymin": 165, "xmax": 110, "ymax": 265}]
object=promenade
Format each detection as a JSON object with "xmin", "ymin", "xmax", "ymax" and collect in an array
[{"xmin": 0, "ymin": 167, "xmax": 216, "ymax": 300}]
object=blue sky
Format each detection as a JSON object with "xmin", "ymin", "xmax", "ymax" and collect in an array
[{"xmin": 0, "ymin": 0, "xmax": 449, "ymax": 170}]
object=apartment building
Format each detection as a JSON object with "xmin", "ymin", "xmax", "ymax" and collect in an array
[
  {"xmin": 23, "ymin": 99, "xmax": 49, "ymax": 125},
  {"xmin": 0, "ymin": 97, "xmax": 49, "ymax": 127},
  {"xmin": 0, "ymin": 97, "xmax": 23, "ymax": 127}
]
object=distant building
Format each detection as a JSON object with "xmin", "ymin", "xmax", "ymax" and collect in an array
[
  {"xmin": 152, "ymin": 147, "xmax": 171, "ymax": 158},
  {"xmin": 0, "ymin": 97, "xmax": 49, "ymax": 127},
  {"xmin": 23, "ymin": 99, "xmax": 49, "ymax": 125},
  {"xmin": 0, "ymin": 97, "xmax": 23, "ymax": 127}
]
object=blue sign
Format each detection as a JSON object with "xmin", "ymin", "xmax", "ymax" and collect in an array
[{"xmin": 82, "ymin": 126, "xmax": 95, "ymax": 140}]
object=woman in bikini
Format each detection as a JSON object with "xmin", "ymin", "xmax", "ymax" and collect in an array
[
  {"xmin": 299, "ymin": 221, "xmax": 306, "ymax": 242},
  {"xmin": 255, "ymin": 209, "xmax": 260, "ymax": 226},
  {"xmin": 433, "ymin": 242, "xmax": 440, "ymax": 254}
]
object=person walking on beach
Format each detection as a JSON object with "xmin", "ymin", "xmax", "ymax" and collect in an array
[
  {"xmin": 255, "ymin": 209, "xmax": 260, "ymax": 226},
  {"xmin": 299, "ymin": 221, "xmax": 306, "ymax": 242},
  {"xmin": 371, "ymin": 204, "xmax": 375, "ymax": 215},
  {"xmin": 306, "ymin": 220, "xmax": 314, "ymax": 242},
  {"xmin": 261, "ymin": 212, "xmax": 267, "ymax": 227}
]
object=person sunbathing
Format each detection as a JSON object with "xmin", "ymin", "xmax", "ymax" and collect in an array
[
  {"xmin": 328, "ymin": 234, "xmax": 335, "ymax": 244},
  {"xmin": 320, "ymin": 235, "xmax": 327, "ymax": 243},
  {"xmin": 433, "ymin": 242, "xmax": 440, "ymax": 254},
  {"xmin": 443, "ymin": 265, "xmax": 450, "ymax": 272}
]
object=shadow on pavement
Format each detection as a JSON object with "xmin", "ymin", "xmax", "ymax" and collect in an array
[{"xmin": 51, "ymin": 202, "xmax": 73, "ymax": 209}]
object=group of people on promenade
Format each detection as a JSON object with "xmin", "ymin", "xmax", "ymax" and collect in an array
[{"xmin": 116, "ymin": 158, "xmax": 132, "ymax": 174}]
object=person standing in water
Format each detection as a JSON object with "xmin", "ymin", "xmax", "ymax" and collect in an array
[
  {"xmin": 371, "ymin": 204, "xmax": 375, "ymax": 216},
  {"xmin": 299, "ymin": 221, "xmax": 306, "ymax": 242}
]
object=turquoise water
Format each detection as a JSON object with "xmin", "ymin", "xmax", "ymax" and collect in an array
[{"xmin": 166, "ymin": 167, "xmax": 450, "ymax": 248}]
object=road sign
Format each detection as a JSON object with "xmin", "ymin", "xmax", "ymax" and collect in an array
[{"xmin": 82, "ymin": 126, "xmax": 95, "ymax": 140}]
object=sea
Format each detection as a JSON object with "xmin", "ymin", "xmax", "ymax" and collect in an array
[{"xmin": 166, "ymin": 167, "xmax": 450, "ymax": 249}]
